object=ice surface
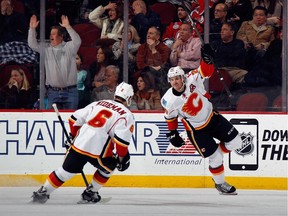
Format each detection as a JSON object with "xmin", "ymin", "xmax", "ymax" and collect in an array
[{"xmin": 0, "ymin": 187, "xmax": 287, "ymax": 216}]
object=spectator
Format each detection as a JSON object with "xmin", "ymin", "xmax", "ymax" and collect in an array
[
  {"xmin": 170, "ymin": 22, "xmax": 202, "ymax": 71},
  {"xmin": 136, "ymin": 26, "xmax": 170, "ymax": 94},
  {"xmin": 0, "ymin": 0, "xmax": 28, "ymax": 44},
  {"xmin": 253, "ymin": 0, "xmax": 282, "ymax": 26},
  {"xmin": 226, "ymin": 0, "xmax": 253, "ymax": 31},
  {"xmin": 88, "ymin": 1, "xmax": 124, "ymax": 41},
  {"xmin": 28, "ymin": 15, "xmax": 81, "ymax": 110},
  {"xmin": 162, "ymin": 5, "xmax": 190, "ymax": 48},
  {"xmin": 210, "ymin": 3, "xmax": 228, "ymax": 43},
  {"xmin": 90, "ymin": 45, "xmax": 115, "ymax": 89},
  {"xmin": 79, "ymin": 0, "xmax": 109, "ymax": 23},
  {"xmin": 112, "ymin": 25, "xmax": 141, "ymax": 61},
  {"xmin": 136, "ymin": 26, "xmax": 170, "ymax": 72},
  {"xmin": 261, "ymin": 27, "xmax": 282, "ymax": 86},
  {"xmin": 236, "ymin": 6, "xmax": 275, "ymax": 70},
  {"xmin": 190, "ymin": 0, "xmax": 214, "ymax": 35},
  {"xmin": 76, "ymin": 53, "xmax": 90, "ymax": 108},
  {"xmin": 0, "ymin": 68, "xmax": 33, "ymax": 109},
  {"xmin": 211, "ymin": 22, "xmax": 247, "ymax": 84},
  {"xmin": 130, "ymin": 0, "xmax": 161, "ymax": 43},
  {"xmin": 247, "ymin": 27, "xmax": 282, "ymax": 86},
  {"xmin": 91, "ymin": 65, "xmax": 120, "ymax": 102},
  {"xmin": 112, "ymin": 25, "xmax": 141, "ymax": 84},
  {"xmin": 134, "ymin": 72, "xmax": 162, "ymax": 110}
]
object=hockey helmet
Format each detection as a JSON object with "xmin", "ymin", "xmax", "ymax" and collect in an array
[
  {"xmin": 115, "ymin": 82, "xmax": 134, "ymax": 106},
  {"xmin": 167, "ymin": 66, "xmax": 185, "ymax": 82}
]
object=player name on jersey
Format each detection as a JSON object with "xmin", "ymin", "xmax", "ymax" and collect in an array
[{"xmin": 97, "ymin": 101, "xmax": 127, "ymax": 115}]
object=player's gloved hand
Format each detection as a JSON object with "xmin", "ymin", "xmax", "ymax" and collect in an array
[
  {"xmin": 166, "ymin": 130, "xmax": 185, "ymax": 147},
  {"xmin": 116, "ymin": 152, "xmax": 130, "ymax": 172},
  {"xmin": 64, "ymin": 133, "xmax": 74, "ymax": 149},
  {"xmin": 101, "ymin": 156, "xmax": 118, "ymax": 170},
  {"xmin": 201, "ymin": 44, "xmax": 214, "ymax": 64}
]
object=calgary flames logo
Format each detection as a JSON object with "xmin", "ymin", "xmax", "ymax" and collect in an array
[{"xmin": 182, "ymin": 93, "xmax": 203, "ymax": 116}]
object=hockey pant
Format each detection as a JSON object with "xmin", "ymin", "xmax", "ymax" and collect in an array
[
  {"xmin": 43, "ymin": 147, "xmax": 117, "ymax": 194},
  {"xmin": 184, "ymin": 111, "xmax": 242, "ymax": 184}
]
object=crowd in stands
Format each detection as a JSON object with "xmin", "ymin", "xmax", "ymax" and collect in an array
[{"xmin": 0, "ymin": 0, "xmax": 284, "ymax": 111}]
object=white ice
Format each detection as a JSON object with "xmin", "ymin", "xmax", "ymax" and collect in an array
[{"xmin": 0, "ymin": 187, "xmax": 287, "ymax": 216}]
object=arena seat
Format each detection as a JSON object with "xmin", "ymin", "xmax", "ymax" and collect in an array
[
  {"xmin": 73, "ymin": 23, "xmax": 101, "ymax": 47},
  {"xmin": 272, "ymin": 95, "xmax": 283, "ymax": 111},
  {"xmin": 209, "ymin": 69, "xmax": 233, "ymax": 94},
  {"xmin": 150, "ymin": 2, "xmax": 177, "ymax": 26},
  {"xmin": 236, "ymin": 92, "xmax": 268, "ymax": 111},
  {"xmin": 77, "ymin": 46, "xmax": 98, "ymax": 70},
  {"xmin": 12, "ymin": 0, "xmax": 25, "ymax": 14}
]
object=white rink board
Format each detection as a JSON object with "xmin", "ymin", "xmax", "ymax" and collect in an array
[{"xmin": 0, "ymin": 111, "xmax": 287, "ymax": 178}]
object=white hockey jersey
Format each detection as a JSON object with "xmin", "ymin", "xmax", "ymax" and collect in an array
[
  {"xmin": 68, "ymin": 100, "xmax": 135, "ymax": 158},
  {"xmin": 161, "ymin": 69, "xmax": 213, "ymax": 129}
]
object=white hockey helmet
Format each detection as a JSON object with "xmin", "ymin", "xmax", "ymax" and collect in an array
[
  {"xmin": 115, "ymin": 82, "xmax": 134, "ymax": 106},
  {"xmin": 167, "ymin": 66, "xmax": 185, "ymax": 82}
]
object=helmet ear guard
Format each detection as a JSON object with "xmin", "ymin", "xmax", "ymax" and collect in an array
[
  {"xmin": 167, "ymin": 66, "xmax": 185, "ymax": 83},
  {"xmin": 115, "ymin": 82, "xmax": 134, "ymax": 106}
]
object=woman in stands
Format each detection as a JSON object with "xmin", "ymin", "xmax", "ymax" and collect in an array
[
  {"xmin": 112, "ymin": 24, "xmax": 141, "ymax": 84},
  {"xmin": 88, "ymin": 1, "xmax": 124, "ymax": 41},
  {"xmin": 89, "ymin": 45, "xmax": 116, "ymax": 89},
  {"xmin": 133, "ymin": 72, "xmax": 162, "ymax": 110},
  {"xmin": 0, "ymin": 68, "xmax": 33, "ymax": 109}
]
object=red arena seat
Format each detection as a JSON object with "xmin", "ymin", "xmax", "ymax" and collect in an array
[{"xmin": 236, "ymin": 93, "xmax": 268, "ymax": 111}]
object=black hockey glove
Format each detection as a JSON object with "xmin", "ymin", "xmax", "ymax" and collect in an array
[
  {"xmin": 64, "ymin": 133, "xmax": 74, "ymax": 149},
  {"xmin": 117, "ymin": 152, "xmax": 130, "ymax": 172},
  {"xmin": 101, "ymin": 156, "xmax": 118, "ymax": 170},
  {"xmin": 201, "ymin": 44, "xmax": 214, "ymax": 64},
  {"xmin": 166, "ymin": 130, "xmax": 185, "ymax": 148}
]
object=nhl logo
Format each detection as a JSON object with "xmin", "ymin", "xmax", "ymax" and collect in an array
[{"xmin": 235, "ymin": 132, "xmax": 254, "ymax": 155}]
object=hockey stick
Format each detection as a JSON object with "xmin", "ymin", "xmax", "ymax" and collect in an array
[
  {"xmin": 179, "ymin": 0, "xmax": 233, "ymax": 99},
  {"xmin": 52, "ymin": 103, "xmax": 89, "ymax": 187}
]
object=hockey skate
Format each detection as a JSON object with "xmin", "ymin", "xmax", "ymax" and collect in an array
[
  {"xmin": 215, "ymin": 182, "xmax": 237, "ymax": 195},
  {"xmin": 77, "ymin": 185, "xmax": 102, "ymax": 204},
  {"xmin": 31, "ymin": 186, "xmax": 50, "ymax": 203}
]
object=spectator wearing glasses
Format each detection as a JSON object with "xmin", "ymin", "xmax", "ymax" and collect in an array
[{"xmin": 210, "ymin": 3, "xmax": 228, "ymax": 43}]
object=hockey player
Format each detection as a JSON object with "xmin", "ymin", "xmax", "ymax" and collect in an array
[
  {"xmin": 32, "ymin": 82, "xmax": 135, "ymax": 204},
  {"xmin": 161, "ymin": 45, "xmax": 242, "ymax": 195}
]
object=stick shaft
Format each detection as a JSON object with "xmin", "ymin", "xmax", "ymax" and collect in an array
[
  {"xmin": 52, "ymin": 104, "xmax": 89, "ymax": 187},
  {"xmin": 180, "ymin": 1, "xmax": 233, "ymax": 99}
]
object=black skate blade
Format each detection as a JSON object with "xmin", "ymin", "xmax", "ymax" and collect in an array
[{"xmin": 77, "ymin": 197, "xmax": 112, "ymax": 204}]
